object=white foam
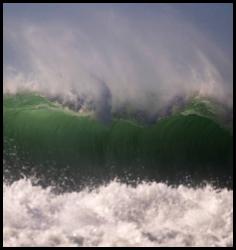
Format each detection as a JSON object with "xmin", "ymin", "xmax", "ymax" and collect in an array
[{"xmin": 3, "ymin": 179, "xmax": 233, "ymax": 247}]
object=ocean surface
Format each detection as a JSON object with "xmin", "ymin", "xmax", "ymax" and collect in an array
[{"xmin": 3, "ymin": 93, "xmax": 233, "ymax": 247}]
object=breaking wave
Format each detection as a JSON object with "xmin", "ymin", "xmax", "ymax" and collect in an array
[{"xmin": 3, "ymin": 93, "xmax": 233, "ymax": 189}]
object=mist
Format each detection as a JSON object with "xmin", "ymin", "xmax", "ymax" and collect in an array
[{"xmin": 3, "ymin": 4, "xmax": 233, "ymax": 115}]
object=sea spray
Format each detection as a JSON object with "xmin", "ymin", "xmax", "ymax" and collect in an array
[{"xmin": 3, "ymin": 5, "xmax": 233, "ymax": 247}]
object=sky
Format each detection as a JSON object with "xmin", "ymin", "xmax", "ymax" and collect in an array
[{"xmin": 3, "ymin": 3, "xmax": 233, "ymax": 111}]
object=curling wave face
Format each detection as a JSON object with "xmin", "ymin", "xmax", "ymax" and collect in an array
[{"xmin": 3, "ymin": 93, "xmax": 233, "ymax": 189}]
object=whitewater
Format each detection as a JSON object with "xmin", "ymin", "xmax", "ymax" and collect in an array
[
  {"xmin": 3, "ymin": 178, "xmax": 233, "ymax": 247},
  {"xmin": 3, "ymin": 4, "xmax": 233, "ymax": 247}
]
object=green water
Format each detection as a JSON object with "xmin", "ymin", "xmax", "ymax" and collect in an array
[{"xmin": 3, "ymin": 93, "xmax": 233, "ymax": 188}]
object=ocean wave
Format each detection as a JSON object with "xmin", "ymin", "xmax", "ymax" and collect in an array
[{"xmin": 4, "ymin": 93, "xmax": 233, "ymax": 189}]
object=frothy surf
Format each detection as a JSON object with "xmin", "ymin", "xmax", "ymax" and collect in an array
[{"xmin": 3, "ymin": 179, "xmax": 233, "ymax": 247}]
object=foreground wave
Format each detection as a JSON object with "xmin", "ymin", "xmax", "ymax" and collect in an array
[
  {"xmin": 3, "ymin": 93, "xmax": 233, "ymax": 247},
  {"xmin": 3, "ymin": 179, "xmax": 232, "ymax": 247},
  {"xmin": 3, "ymin": 93, "xmax": 233, "ymax": 189}
]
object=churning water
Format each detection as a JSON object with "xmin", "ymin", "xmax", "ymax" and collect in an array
[{"xmin": 3, "ymin": 179, "xmax": 233, "ymax": 247}]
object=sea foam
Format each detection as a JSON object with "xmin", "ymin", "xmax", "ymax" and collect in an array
[{"xmin": 3, "ymin": 179, "xmax": 233, "ymax": 247}]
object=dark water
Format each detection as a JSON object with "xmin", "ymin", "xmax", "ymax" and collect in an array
[{"xmin": 3, "ymin": 93, "xmax": 233, "ymax": 190}]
